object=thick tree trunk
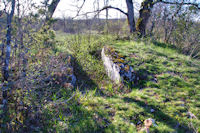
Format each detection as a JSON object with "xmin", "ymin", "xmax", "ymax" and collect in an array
[
  {"xmin": 126, "ymin": 0, "xmax": 136, "ymax": 33},
  {"xmin": 136, "ymin": 0, "xmax": 153, "ymax": 37},
  {"xmin": 46, "ymin": 0, "xmax": 61, "ymax": 22}
]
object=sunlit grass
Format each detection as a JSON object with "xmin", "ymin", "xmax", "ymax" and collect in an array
[{"xmin": 42, "ymin": 34, "xmax": 200, "ymax": 132}]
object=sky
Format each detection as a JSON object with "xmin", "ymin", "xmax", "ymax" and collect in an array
[
  {"xmin": 50, "ymin": 0, "xmax": 200, "ymax": 19},
  {"xmin": 2, "ymin": 0, "xmax": 199, "ymax": 19},
  {"xmin": 49, "ymin": 0, "xmax": 143, "ymax": 19},
  {"xmin": 0, "ymin": 0, "xmax": 142, "ymax": 19}
]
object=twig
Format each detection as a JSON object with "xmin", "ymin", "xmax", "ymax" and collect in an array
[
  {"xmin": 73, "ymin": 5, "xmax": 128, "ymax": 19},
  {"xmin": 53, "ymin": 93, "xmax": 77, "ymax": 106},
  {"xmin": 73, "ymin": 0, "xmax": 86, "ymax": 19},
  {"xmin": 155, "ymin": 0, "xmax": 200, "ymax": 10}
]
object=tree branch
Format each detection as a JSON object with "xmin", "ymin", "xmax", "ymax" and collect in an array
[
  {"xmin": 101, "ymin": 6, "xmax": 128, "ymax": 16},
  {"xmin": 155, "ymin": 0, "xmax": 200, "ymax": 10},
  {"xmin": 74, "ymin": 5, "xmax": 128, "ymax": 19},
  {"xmin": 73, "ymin": 0, "xmax": 86, "ymax": 19}
]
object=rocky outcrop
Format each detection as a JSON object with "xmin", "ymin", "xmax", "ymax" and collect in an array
[{"xmin": 101, "ymin": 46, "xmax": 135, "ymax": 84}]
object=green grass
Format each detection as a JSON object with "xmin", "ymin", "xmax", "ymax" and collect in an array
[
  {"xmin": 6, "ymin": 33, "xmax": 198, "ymax": 132},
  {"xmin": 45, "ymin": 34, "xmax": 200, "ymax": 132},
  {"xmin": 54, "ymin": 32, "xmax": 115, "ymax": 87},
  {"xmin": 107, "ymin": 40, "xmax": 200, "ymax": 132}
]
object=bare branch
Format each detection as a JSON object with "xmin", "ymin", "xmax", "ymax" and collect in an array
[
  {"xmin": 74, "ymin": 5, "xmax": 128, "ymax": 19},
  {"xmin": 101, "ymin": 6, "xmax": 128, "ymax": 16},
  {"xmin": 155, "ymin": 0, "xmax": 200, "ymax": 10},
  {"xmin": 73, "ymin": 0, "xmax": 86, "ymax": 19}
]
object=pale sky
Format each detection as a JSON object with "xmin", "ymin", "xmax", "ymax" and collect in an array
[
  {"xmin": 51, "ymin": 0, "xmax": 143, "ymax": 19},
  {"xmin": 0, "ymin": 0, "xmax": 142, "ymax": 19},
  {"xmin": 2, "ymin": 0, "xmax": 199, "ymax": 19}
]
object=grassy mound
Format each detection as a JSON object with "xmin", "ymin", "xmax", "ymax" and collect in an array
[
  {"xmin": 50, "ymin": 34, "xmax": 200, "ymax": 132},
  {"xmin": 2, "ymin": 32, "xmax": 199, "ymax": 132}
]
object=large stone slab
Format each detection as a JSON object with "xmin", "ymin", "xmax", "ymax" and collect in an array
[
  {"xmin": 101, "ymin": 47, "xmax": 121, "ymax": 83},
  {"xmin": 101, "ymin": 46, "xmax": 135, "ymax": 84}
]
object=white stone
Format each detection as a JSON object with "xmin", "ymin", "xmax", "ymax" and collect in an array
[
  {"xmin": 101, "ymin": 47, "xmax": 121, "ymax": 83},
  {"xmin": 101, "ymin": 46, "xmax": 136, "ymax": 84}
]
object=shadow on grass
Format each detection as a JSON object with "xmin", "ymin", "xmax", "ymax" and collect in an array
[
  {"xmin": 149, "ymin": 49, "xmax": 169, "ymax": 58},
  {"xmin": 133, "ymin": 68, "xmax": 157, "ymax": 89},
  {"xmin": 73, "ymin": 57, "xmax": 100, "ymax": 91},
  {"xmin": 150, "ymin": 41, "xmax": 195, "ymax": 60},
  {"xmin": 152, "ymin": 41, "xmax": 177, "ymax": 50},
  {"xmin": 42, "ymin": 97, "xmax": 112, "ymax": 132},
  {"xmin": 123, "ymin": 97, "xmax": 192, "ymax": 132}
]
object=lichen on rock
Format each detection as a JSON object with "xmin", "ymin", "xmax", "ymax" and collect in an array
[
  {"xmin": 102, "ymin": 46, "xmax": 121, "ymax": 83},
  {"xmin": 102, "ymin": 46, "xmax": 135, "ymax": 84}
]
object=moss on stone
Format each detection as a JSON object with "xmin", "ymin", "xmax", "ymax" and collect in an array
[
  {"xmin": 117, "ymin": 63, "xmax": 124, "ymax": 68},
  {"xmin": 117, "ymin": 54, "xmax": 125, "ymax": 59},
  {"xmin": 114, "ymin": 58, "xmax": 125, "ymax": 63},
  {"xmin": 125, "ymin": 65, "xmax": 130, "ymax": 71}
]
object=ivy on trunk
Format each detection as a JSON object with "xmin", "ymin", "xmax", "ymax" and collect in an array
[{"xmin": 136, "ymin": 0, "xmax": 154, "ymax": 37}]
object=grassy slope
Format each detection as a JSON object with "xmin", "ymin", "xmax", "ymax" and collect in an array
[{"xmin": 49, "ymin": 33, "xmax": 200, "ymax": 132}]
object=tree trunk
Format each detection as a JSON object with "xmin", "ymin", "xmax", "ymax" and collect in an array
[
  {"xmin": 17, "ymin": 0, "xmax": 26, "ymax": 77},
  {"xmin": 104, "ymin": 0, "xmax": 109, "ymax": 33},
  {"xmin": 2, "ymin": 0, "xmax": 15, "ymax": 129},
  {"xmin": 163, "ymin": 7, "xmax": 168, "ymax": 42},
  {"xmin": 46, "ymin": 0, "xmax": 61, "ymax": 22},
  {"xmin": 149, "ymin": 20, "xmax": 155, "ymax": 37},
  {"xmin": 126, "ymin": 0, "xmax": 136, "ymax": 33},
  {"xmin": 136, "ymin": 0, "xmax": 153, "ymax": 37},
  {"xmin": 4, "ymin": 0, "xmax": 15, "ymax": 81},
  {"xmin": 0, "ymin": 41, "xmax": 5, "ymax": 68},
  {"xmin": 136, "ymin": 0, "xmax": 199, "ymax": 37}
]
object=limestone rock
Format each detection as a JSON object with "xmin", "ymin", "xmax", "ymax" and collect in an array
[
  {"xmin": 101, "ymin": 46, "xmax": 136, "ymax": 84},
  {"xmin": 101, "ymin": 47, "xmax": 121, "ymax": 83}
]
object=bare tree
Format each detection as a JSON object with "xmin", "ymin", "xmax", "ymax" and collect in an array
[
  {"xmin": 136, "ymin": 0, "xmax": 200, "ymax": 37},
  {"xmin": 101, "ymin": 0, "xmax": 136, "ymax": 33},
  {"xmin": 2, "ymin": 0, "xmax": 15, "ymax": 129},
  {"xmin": 75, "ymin": 0, "xmax": 136, "ymax": 33}
]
